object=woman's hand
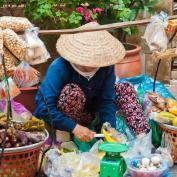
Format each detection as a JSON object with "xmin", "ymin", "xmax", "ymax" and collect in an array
[{"xmin": 72, "ymin": 124, "xmax": 96, "ymax": 142}]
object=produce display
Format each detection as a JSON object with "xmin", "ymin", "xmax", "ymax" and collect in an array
[
  {"xmin": 132, "ymin": 156, "xmax": 161, "ymax": 170},
  {"xmin": 115, "ymin": 82, "xmax": 150, "ymax": 135},
  {"xmin": 128, "ymin": 155, "xmax": 168, "ymax": 177},
  {"xmin": 148, "ymin": 92, "xmax": 177, "ymax": 127},
  {"xmin": 13, "ymin": 116, "xmax": 45, "ymax": 132},
  {"xmin": 0, "ymin": 16, "xmax": 49, "ymax": 88},
  {"xmin": 0, "ymin": 128, "xmax": 45, "ymax": 148},
  {"xmin": 0, "ymin": 16, "xmax": 33, "ymax": 32},
  {"xmin": 57, "ymin": 83, "xmax": 93, "ymax": 125},
  {"xmin": 0, "ymin": 114, "xmax": 45, "ymax": 148}
]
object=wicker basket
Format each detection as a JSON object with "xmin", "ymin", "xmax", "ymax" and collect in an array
[
  {"xmin": 160, "ymin": 123, "xmax": 177, "ymax": 162},
  {"xmin": 0, "ymin": 131, "xmax": 48, "ymax": 177}
]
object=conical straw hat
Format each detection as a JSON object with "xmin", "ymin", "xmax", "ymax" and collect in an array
[{"xmin": 56, "ymin": 22, "xmax": 125, "ymax": 67}]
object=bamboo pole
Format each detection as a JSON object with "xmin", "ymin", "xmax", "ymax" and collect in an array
[{"xmin": 39, "ymin": 15, "xmax": 177, "ymax": 35}]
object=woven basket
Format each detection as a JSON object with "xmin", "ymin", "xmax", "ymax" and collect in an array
[
  {"xmin": 0, "ymin": 131, "xmax": 48, "ymax": 177},
  {"xmin": 160, "ymin": 124, "xmax": 177, "ymax": 162}
]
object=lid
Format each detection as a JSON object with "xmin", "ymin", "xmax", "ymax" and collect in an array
[{"xmin": 99, "ymin": 142, "xmax": 128, "ymax": 153}]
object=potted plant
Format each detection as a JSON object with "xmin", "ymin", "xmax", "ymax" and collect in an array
[{"xmin": 98, "ymin": 0, "xmax": 160, "ymax": 78}]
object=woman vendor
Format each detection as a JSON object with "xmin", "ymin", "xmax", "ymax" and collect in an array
[
  {"xmin": 34, "ymin": 22, "xmax": 125, "ymax": 143},
  {"xmin": 34, "ymin": 22, "xmax": 149, "ymax": 144}
]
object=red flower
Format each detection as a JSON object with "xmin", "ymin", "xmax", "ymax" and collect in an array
[
  {"xmin": 84, "ymin": 12, "xmax": 92, "ymax": 21},
  {"xmin": 77, "ymin": 7, "xmax": 84, "ymax": 15},
  {"xmin": 93, "ymin": 7, "xmax": 104, "ymax": 14}
]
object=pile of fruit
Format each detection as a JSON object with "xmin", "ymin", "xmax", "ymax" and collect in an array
[
  {"xmin": 0, "ymin": 127, "xmax": 45, "ymax": 148},
  {"xmin": 148, "ymin": 92, "xmax": 177, "ymax": 126},
  {"xmin": 0, "ymin": 114, "xmax": 45, "ymax": 148}
]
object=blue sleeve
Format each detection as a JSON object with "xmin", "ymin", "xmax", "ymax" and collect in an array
[
  {"xmin": 34, "ymin": 58, "xmax": 77, "ymax": 132},
  {"xmin": 97, "ymin": 66, "xmax": 116, "ymax": 128}
]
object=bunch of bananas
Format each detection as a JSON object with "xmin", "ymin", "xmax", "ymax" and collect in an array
[
  {"xmin": 14, "ymin": 116, "xmax": 45, "ymax": 131},
  {"xmin": 157, "ymin": 111, "xmax": 177, "ymax": 126},
  {"xmin": 167, "ymin": 98, "xmax": 177, "ymax": 116}
]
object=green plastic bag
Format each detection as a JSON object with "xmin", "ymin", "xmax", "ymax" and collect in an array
[
  {"xmin": 72, "ymin": 136, "xmax": 97, "ymax": 152},
  {"xmin": 149, "ymin": 119, "xmax": 162, "ymax": 148},
  {"xmin": 72, "ymin": 116, "xmax": 100, "ymax": 152}
]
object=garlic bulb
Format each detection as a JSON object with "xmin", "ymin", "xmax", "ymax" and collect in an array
[
  {"xmin": 142, "ymin": 157, "xmax": 150, "ymax": 166},
  {"xmin": 151, "ymin": 156, "xmax": 160, "ymax": 166}
]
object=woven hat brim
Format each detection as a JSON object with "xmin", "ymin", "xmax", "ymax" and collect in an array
[{"xmin": 56, "ymin": 28, "xmax": 125, "ymax": 67}]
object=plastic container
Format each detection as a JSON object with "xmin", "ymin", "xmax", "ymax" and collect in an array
[{"xmin": 127, "ymin": 157, "xmax": 168, "ymax": 177}]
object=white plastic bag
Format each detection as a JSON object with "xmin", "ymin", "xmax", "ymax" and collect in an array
[
  {"xmin": 123, "ymin": 131, "xmax": 153, "ymax": 159},
  {"xmin": 0, "ymin": 77, "xmax": 20, "ymax": 100},
  {"xmin": 24, "ymin": 27, "xmax": 50, "ymax": 65},
  {"xmin": 43, "ymin": 142, "xmax": 101, "ymax": 177},
  {"xmin": 13, "ymin": 62, "xmax": 40, "ymax": 88},
  {"xmin": 142, "ymin": 11, "xmax": 168, "ymax": 52},
  {"xmin": 155, "ymin": 147, "xmax": 174, "ymax": 167}
]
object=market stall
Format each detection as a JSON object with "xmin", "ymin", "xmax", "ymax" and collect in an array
[{"xmin": 1, "ymin": 13, "xmax": 177, "ymax": 177}]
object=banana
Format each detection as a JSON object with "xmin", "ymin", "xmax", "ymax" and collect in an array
[
  {"xmin": 102, "ymin": 128, "xmax": 117, "ymax": 143},
  {"xmin": 158, "ymin": 111, "xmax": 177, "ymax": 126}
]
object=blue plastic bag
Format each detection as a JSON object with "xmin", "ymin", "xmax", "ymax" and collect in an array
[{"xmin": 118, "ymin": 74, "xmax": 175, "ymax": 99}]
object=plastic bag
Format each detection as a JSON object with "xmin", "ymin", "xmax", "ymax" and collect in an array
[
  {"xmin": 3, "ymin": 29, "xmax": 28, "ymax": 60},
  {"xmin": 0, "ymin": 77, "xmax": 20, "ymax": 100},
  {"xmin": 142, "ymin": 11, "xmax": 168, "ymax": 52},
  {"xmin": 0, "ymin": 16, "xmax": 33, "ymax": 32},
  {"xmin": 118, "ymin": 75, "xmax": 175, "ymax": 99},
  {"xmin": 116, "ymin": 115, "xmax": 136, "ymax": 141},
  {"xmin": 123, "ymin": 131, "xmax": 153, "ymax": 159},
  {"xmin": 13, "ymin": 62, "xmax": 40, "ymax": 88},
  {"xmin": 44, "ymin": 149, "xmax": 100, "ymax": 177},
  {"xmin": 155, "ymin": 147, "xmax": 174, "ymax": 167},
  {"xmin": 0, "ymin": 99, "xmax": 32, "ymax": 122},
  {"xmin": 24, "ymin": 27, "xmax": 50, "ymax": 65}
]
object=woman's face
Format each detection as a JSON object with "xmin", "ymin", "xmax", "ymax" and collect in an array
[{"xmin": 74, "ymin": 64, "xmax": 99, "ymax": 72}]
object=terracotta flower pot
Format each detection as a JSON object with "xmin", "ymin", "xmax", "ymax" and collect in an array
[
  {"xmin": 115, "ymin": 43, "xmax": 142, "ymax": 78},
  {"xmin": 14, "ymin": 87, "xmax": 38, "ymax": 113}
]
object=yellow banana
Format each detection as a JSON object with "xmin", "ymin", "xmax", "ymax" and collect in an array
[
  {"xmin": 102, "ymin": 128, "xmax": 117, "ymax": 143},
  {"xmin": 159, "ymin": 112, "xmax": 176, "ymax": 119},
  {"xmin": 158, "ymin": 111, "xmax": 177, "ymax": 127}
]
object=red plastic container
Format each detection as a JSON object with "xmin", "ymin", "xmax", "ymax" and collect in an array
[{"xmin": 14, "ymin": 87, "xmax": 38, "ymax": 113}]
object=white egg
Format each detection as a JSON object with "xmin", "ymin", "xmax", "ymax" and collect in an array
[
  {"xmin": 142, "ymin": 157, "xmax": 150, "ymax": 166},
  {"xmin": 151, "ymin": 156, "xmax": 160, "ymax": 165},
  {"xmin": 148, "ymin": 166, "xmax": 157, "ymax": 171}
]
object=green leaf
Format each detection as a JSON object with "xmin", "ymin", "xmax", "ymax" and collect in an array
[
  {"xmin": 113, "ymin": 4, "xmax": 125, "ymax": 10},
  {"xmin": 91, "ymin": 13, "xmax": 98, "ymax": 20},
  {"xmin": 123, "ymin": 27, "xmax": 131, "ymax": 35},
  {"xmin": 69, "ymin": 11, "xmax": 82, "ymax": 25}
]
